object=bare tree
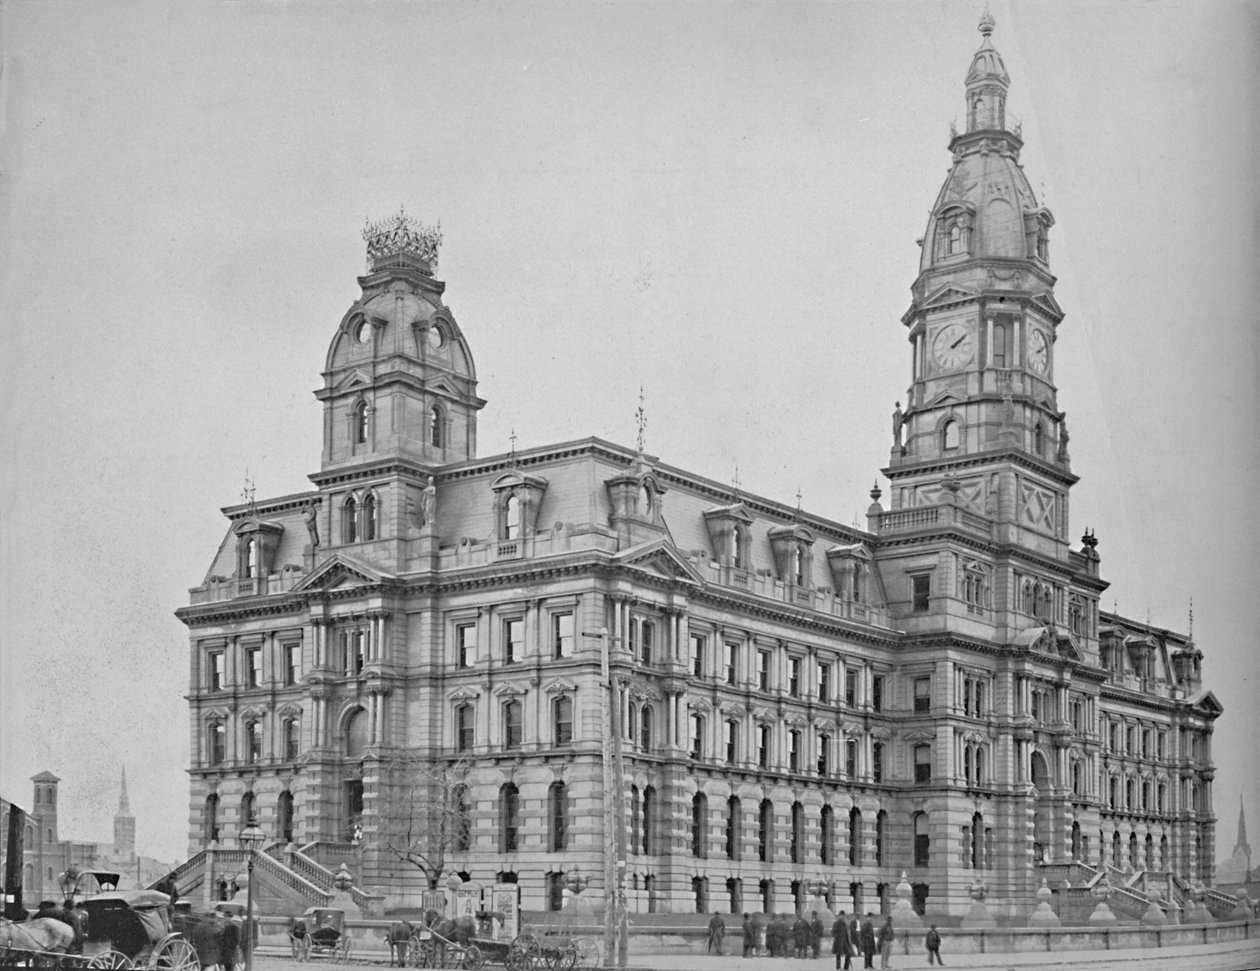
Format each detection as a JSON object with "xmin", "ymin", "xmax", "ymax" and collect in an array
[{"xmin": 373, "ymin": 753, "xmax": 471, "ymax": 889}]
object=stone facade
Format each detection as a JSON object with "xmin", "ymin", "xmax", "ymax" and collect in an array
[{"xmin": 176, "ymin": 16, "xmax": 1219, "ymax": 917}]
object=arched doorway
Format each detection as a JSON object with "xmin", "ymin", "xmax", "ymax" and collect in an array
[{"xmin": 1031, "ymin": 750, "xmax": 1053, "ymax": 862}]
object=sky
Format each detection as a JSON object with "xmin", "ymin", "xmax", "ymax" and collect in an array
[{"xmin": 1, "ymin": 1, "xmax": 1257, "ymax": 865}]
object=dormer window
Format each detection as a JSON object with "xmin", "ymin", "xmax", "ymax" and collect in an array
[
  {"xmin": 792, "ymin": 547, "xmax": 805, "ymax": 586},
  {"xmin": 243, "ymin": 539, "xmax": 257, "ymax": 579},
  {"xmin": 768, "ymin": 523, "xmax": 814, "ymax": 588},
  {"xmin": 949, "ymin": 225, "xmax": 962, "ymax": 254},
  {"xmin": 503, "ymin": 494, "xmax": 521, "ymax": 540},
  {"xmin": 353, "ymin": 400, "xmax": 369, "ymax": 445},
  {"xmin": 731, "ymin": 528, "xmax": 744, "ymax": 568}
]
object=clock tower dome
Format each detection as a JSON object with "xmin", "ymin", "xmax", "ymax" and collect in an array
[{"xmin": 884, "ymin": 11, "xmax": 1074, "ymax": 565}]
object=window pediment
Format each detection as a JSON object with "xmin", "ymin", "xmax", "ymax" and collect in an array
[
  {"xmin": 448, "ymin": 687, "xmax": 481, "ymax": 702},
  {"xmin": 493, "ymin": 682, "xmax": 527, "ymax": 698},
  {"xmin": 544, "ymin": 678, "xmax": 576, "ymax": 696}
]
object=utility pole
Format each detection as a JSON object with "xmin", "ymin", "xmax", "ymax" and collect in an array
[{"xmin": 611, "ymin": 667, "xmax": 629, "ymax": 969}]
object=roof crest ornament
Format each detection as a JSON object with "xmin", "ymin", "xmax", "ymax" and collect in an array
[
  {"xmin": 635, "ymin": 384, "xmax": 647, "ymax": 453},
  {"xmin": 362, "ymin": 206, "xmax": 443, "ymax": 271},
  {"xmin": 979, "ymin": 4, "xmax": 996, "ymax": 38},
  {"xmin": 241, "ymin": 470, "xmax": 257, "ymax": 517}
]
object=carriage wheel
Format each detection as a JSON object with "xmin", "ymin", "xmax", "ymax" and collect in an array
[
  {"xmin": 409, "ymin": 940, "xmax": 434, "ymax": 969},
  {"xmin": 334, "ymin": 937, "xmax": 352, "ymax": 964},
  {"xmin": 549, "ymin": 941, "xmax": 577, "ymax": 971},
  {"xmin": 88, "ymin": 951, "xmax": 135, "ymax": 971},
  {"xmin": 458, "ymin": 945, "xmax": 482, "ymax": 971},
  {"xmin": 150, "ymin": 937, "xmax": 199, "ymax": 971},
  {"xmin": 571, "ymin": 938, "xmax": 599, "ymax": 970}
]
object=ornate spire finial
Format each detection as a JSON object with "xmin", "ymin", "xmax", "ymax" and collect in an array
[
  {"xmin": 508, "ymin": 427, "xmax": 518, "ymax": 468},
  {"xmin": 1188, "ymin": 597, "xmax": 1194, "ymax": 640},
  {"xmin": 979, "ymin": 4, "xmax": 995, "ymax": 38},
  {"xmin": 635, "ymin": 385, "xmax": 647, "ymax": 453},
  {"xmin": 241, "ymin": 470, "xmax": 257, "ymax": 516},
  {"xmin": 362, "ymin": 207, "xmax": 443, "ymax": 272},
  {"xmin": 870, "ymin": 481, "xmax": 883, "ymax": 503},
  {"xmin": 732, "ymin": 462, "xmax": 742, "ymax": 497},
  {"xmin": 795, "ymin": 486, "xmax": 803, "ymax": 519}
]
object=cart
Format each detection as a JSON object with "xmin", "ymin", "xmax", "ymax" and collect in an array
[
  {"xmin": 287, "ymin": 909, "xmax": 351, "ymax": 963},
  {"xmin": 404, "ymin": 925, "xmax": 481, "ymax": 969}
]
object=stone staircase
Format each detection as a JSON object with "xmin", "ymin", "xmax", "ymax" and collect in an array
[{"xmin": 1038, "ymin": 862, "xmax": 1246, "ymax": 925}]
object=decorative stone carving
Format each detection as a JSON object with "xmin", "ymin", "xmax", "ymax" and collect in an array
[{"xmin": 1027, "ymin": 878, "xmax": 1060, "ymax": 927}]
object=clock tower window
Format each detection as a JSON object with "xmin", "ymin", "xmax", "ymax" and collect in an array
[
  {"xmin": 991, "ymin": 322, "xmax": 1009, "ymax": 368},
  {"xmin": 362, "ymin": 491, "xmax": 378, "ymax": 541},
  {"xmin": 429, "ymin": 404, "xmax": 445, "ymax": 448},
  {"xmin": 352, "ymin": 400, "xmax": 369, "ymax": 445},
  {"xmin": 1033, "ymin": 423, "xmax": 1044, "ymax": 457},
  {"xmin": 942, "ymin": 419, "xmax": 961, "ymax": 451},
  {"xmin": 343, "ymin": 496, "xmax": 358, "ymax": 544}
]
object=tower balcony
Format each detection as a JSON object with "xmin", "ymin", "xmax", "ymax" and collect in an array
[{"xmin": 872, "ymin": 502, "xmax": 992, "ymax": 540}]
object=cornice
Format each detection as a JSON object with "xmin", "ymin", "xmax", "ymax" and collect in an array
[{"xmin": 882, "ymin": 446, "xmax": 1079, "ymax": 488}]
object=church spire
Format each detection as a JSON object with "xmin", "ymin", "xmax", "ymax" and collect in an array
[
  {"xmin": 964, "ymin": 6, "xmax": 1011, "ymax": 133},
  {"xmin": 1237, "ymin": 794, "xmax": 1251, "ymax": 856},
  {"xmin": 118, "ymin": 766, "xmax": 131, "ymax": 815}
]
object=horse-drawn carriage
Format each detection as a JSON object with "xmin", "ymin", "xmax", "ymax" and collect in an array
[
  {"xmin": 0, "ymin": 890, "xmax": 200, "ymax": 971},
  {"xmin": 287, "ymin": 908, "xmax": 351, "ymax": 963}
]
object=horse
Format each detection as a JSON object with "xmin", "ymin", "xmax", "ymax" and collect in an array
[
  {"xmin": 0, "ymin": 917, "xmax": 77, "ymax": 955},
  {"xmin": 173, "ymin": 911, "xmax": 241, "ymax": 971},
  {"xmin": 382, "ymin": 921, "xmax": 413, "ymax": 967},
  {"xmin": 416, "ymin": 911, "xmax": 476, "ymax": 966},
  {"xmin": 30, "ymin": 903, "xmax": 88, "ymax": 954}
]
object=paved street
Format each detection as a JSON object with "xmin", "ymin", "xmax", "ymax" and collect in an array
[{"xmin": 252, "ymin": 937, "xmax": 1260, "ymax": 971}]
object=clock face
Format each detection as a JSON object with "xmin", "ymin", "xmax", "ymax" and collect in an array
[
  {"xmin": 1028, "ymin": 329, "xmax": 1049, "ymax": 374},
  {"xmin": 932, "ymin": 322, "xmax": 974, "ymax": 371}
]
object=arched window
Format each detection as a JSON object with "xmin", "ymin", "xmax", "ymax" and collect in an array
[
  {"xmin": 758, "ymin": 799, "xmax": 774, "ymax": 862},
  {"xmin": 820, "ymin": 805, "xmax": 834, "ymax": 865},
  {"xmin": 429, "ymin": 404, "xmax": 444, "ymax": 448},
  {"xmin": 913, "ymin": 811, "xmax": 930, "ymax": 866},
  {"xmin": 1033, "ymin": 423, "xmax": 1044, "ymax": 456},
  {"xmin": 548, "ymin": 781, "xmax": 568, "ymax": 852},
  {"xmin": 790, "ymin": 802, "xmax": 804, "ymax": 863},
  {"xmin": 731, "ymin": 528, "xmax": 743, "ymax": 569},
  {"xmin": 362, "ymin": 493, "xmax": 378, "ymax": 541},
  {"xmin": 640, "ymin": 706, "xmax": 653, "ymax": 751},
  {"xmin": 503, "ymin": 700, "xmax": 523, "ymax": 750},
  {"xmin": 726, "ymin": 796, "xmax": 741, "ymax": 860},
  {"xmin": 691, "ymin": 793, "xmax": 708, "ymax": 858},
  {"xmin": 875, "ymin": 810, "xmax": 888, "ymax": 866},
  {"xmin": 278, "ymin": 791, "xmax": 295, "ymax": 843},
  {"xmin": 344, "ymin": 708, "xmax": 367, "ymax": 759},
  {"xmin": 204, "ymin": 794, "xmax": 220, "ymax": 844},
  {"xmin": 942, "ymin": 419, "xmax": 961, "ymax": 450},
  {"xmin": 793, "ymin": 547, "xmax": 805, "ymax": 586},
  {"xmin": 500, "ymin": 784, "xmax": 520, "ymax": 852},
  {"xmin": 552, "ymin": 696, "xmax": 573, "ymax": 746},
  {"xmin": 353, "ymin": 401, "xmax": 369, "ymax": 445},
  {"xmin": 848, "ymin": 808, "xmax": 862, "ymax": 866},
  {"xmin": 949, "ymin": 224, "xmax": 961, "ymax": 254},
  {"xmin": 503, "ymin": 494, "xmax": 521, "ymax": 540},
  {"xmin": 454, "ymin": 784, "xmax": 472, "ymax": 851},
  {"xmin": 642, "ymin": 786, "xmax": 656, "ymax": 855},
  {"xmin": 208, "ymin": 722, "xmax": 226, "ymax": 765},
  {"xmin": 629, "ymin": 785, "xmax": 642, "ymax": 855},
  {"xmin": 243, "ymin": 539, "xmax": 257, "ymax": 579},
  {"xmin": 240, "ymin": 791, "xmax": 256, "ymax": 827},
  {"xmin": 992, "ymin": 322, "xmax": 1009, "ymax": 368},
  {"xmin": 343, "ymin": 497, "xmax": 358, "ymax": 543}
]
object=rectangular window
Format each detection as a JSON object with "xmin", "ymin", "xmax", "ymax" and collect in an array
[
  {"xmin": 245, "ymin": 647, "xmax": 263, "ymax": 688},
  {"xmin": 757, "ymin": 650, "xmax": 770, "ymax": 691},
  {"xmin": 504, "ymin": 702, "xmax": 523, "ymax": 749},
  {"xmin": 757, "ymin": 725, "xmax": 771, "ymax": 769},
  {"xmin": 1157, "ymin": 732, "xmax": 1166, "ymax": 760},
  {"xmin": 845, "ymin": 668, "xmax": 858, "ymax": 707},
  {"xmin": 208, "ymin": 723, "xmax": 225, "ymax": 765},
  {"xmin": 635, "ymin": 618, "xmax": 654, "ymax": 666},
  {"xmin": 872, "ymin": 675, "xmax": 884, "ymax": 712},
  {"xmin": 456, "ymin": 705, "xmax": 475, "ymax": 752},
  {"xmin": 788, "ymin": 730, "xmax": 800, "ymax": 772},
  {"xmin": 818, "ymin": 663, "xmax": 831, "ymax": 703},
  {"xmin": 911, "ymin": 574, "xmax": 931, "ymax": 612},
  {"xmin": 209, "ymin": 651, "xmax": 226, "ymax": 692},
  {"xmin": 552, "ymin": 613, "xmax": 574, "ymax": 659},
  {"xmin": 283, "ymin": 643, "xmax": 300, "ymax": 685},
  {"xmin": 817, "ymin": 735, "xmax": 830, "ymax": 775},
  {"xmin": 503, "ymin": 618, "xmax": 524, "ymax": 664},
  {"xmin": 1109, "ymin": 722, "xmax": 1119, "ymax": 752},
  {"xmin": 346, "ymin": 630, "xmax": 365, "ymax": 675},
  {"xmin": 553, "ymin": 697, "xmax": 573, "ymax": 746},
  {"xmin": 246, "ymin": 721, "xmax": 263, "ymax": 763},
  {"xmin": 725, "ymin": 720, "xmax": 739, "ymax": 763},
  {"xmin": 914, "ymin": 744, "xmax": 932, "ymax": 784},
  {"xmin": 691, "ymin": 634, "xmax": 705, "ymax": 678},
  {"xmin": 845, "ymin": 739, "xmax": 858, "ymax": 778},
  {"xmin": 283, "ymin": 718, "xmax": 300, "ymax": 760},
  {"xmin": 788, "ymin": 657, "xmax": 802, "ymax": 698},
  {"xmin": 872, "ymin": 741, "xmax": 884, "ymax": 783},
  {"xmin": 914, "ymin": 677, "xmax": 931, "ymax": 713},
  {"xmin": 457, "ymin": 624, "xmax": 477, "ymax": 668},
  {"xmin": 724, "ymin": 642, "xmax": 739, "ymax": 686},
  {"xmin": 690, "ymin": 715, "xmax": 705, "ymax": 760},
  {"xmin": 1142, "ymin": 729, "xmax": 1151, "ymax": 759}
]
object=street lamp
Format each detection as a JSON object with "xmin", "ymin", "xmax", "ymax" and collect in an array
[{"xmin": 239, "ymin": 824, "xmax": 265, "ymax": 971}]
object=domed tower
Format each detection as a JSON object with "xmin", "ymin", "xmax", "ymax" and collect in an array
[
  {"xmin": 885, "ymin": 10, "xmax": 1072, "ymax": 562},
  {"xmin": 317, "ymin": 210, "xmax": 484, "ymax": 475}
]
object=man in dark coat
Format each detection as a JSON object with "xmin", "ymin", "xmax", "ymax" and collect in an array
[
  {"xmin": 794, "ymin": 914, "xmax": 811, "ymax": 958},
  {"xmin": 860, "ymin": 913, "xmax": 877, "ymax": 969},
  {"xmin": 742, "ymin": 913, "xmax": 755, "ymax": 957},
  {"xmin": 810, "ymin": 911, "xmax": 825, "ymax": 958},
  {"xmin": 831, "ymin": 911, "xmax": 853, "ymax": 970},
  {"xmin": 706, "ymin": 912, "xmax": 725, "ymax": 955},
  {"xmin": 766, "ymin": 914, "xmax": 780, "ymax": 957}
]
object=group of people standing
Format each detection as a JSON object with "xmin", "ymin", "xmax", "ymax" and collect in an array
[{"xmin": 830, "ymin": 912, "xmax": 894, "ymax": 969}]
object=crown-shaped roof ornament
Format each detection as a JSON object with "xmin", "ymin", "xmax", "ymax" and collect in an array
[
  {"xmin": 362, "ymin": 206, "xmax": 443, "ymax": 272},
  {"xmin": 979, "ymin": 5, "xmax": 995, "ymax": 38}
]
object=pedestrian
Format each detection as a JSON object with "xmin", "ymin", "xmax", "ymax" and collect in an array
[
  {"xmin": 766, "ymin": 914, "xmax": 780, "ymax": 957},
  {"xmin": 810, "ymin": 910, "xmax": 824, "ymax": 959},
  {"xmin": 794, "ymin": 914, "xmax": 811, "ymax": 958},
  {"xmin": 831, "ymin": 911, "xmax": 853, "ymax": 971},
  {"xmin": 742, "ymin": 913, "xmax": 754, "ymax": 958},
  {"xmin": 877, "ymin": 916, "xmax": 894, "ymax": 969},
  {"xmin": 925, "ymin": 924, "xmax": 944, "ymax": 966},
  {"xmin": 706, "ymin": 912, "xmax": 725, "ymax": 955},
  {"xmin": 860, "ymin": 913, "xmax": 876, "ymax": 970}
]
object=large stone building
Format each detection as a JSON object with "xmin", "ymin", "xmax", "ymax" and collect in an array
[{"xmin": 176, "ymin": 15, "xmax": 1220, "ymax": 917}]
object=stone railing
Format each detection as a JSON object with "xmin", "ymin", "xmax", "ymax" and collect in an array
[
  {"xmin": 213, "ymin": 848, "xmax": 332, "ymax": 905},
  {"xmin": 189, "ymin": 571, "xmax": 305, "ymax": 604},
  {"xmin": 876, "ymin": 504, "xmax": 992, "ymax": 539}
]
